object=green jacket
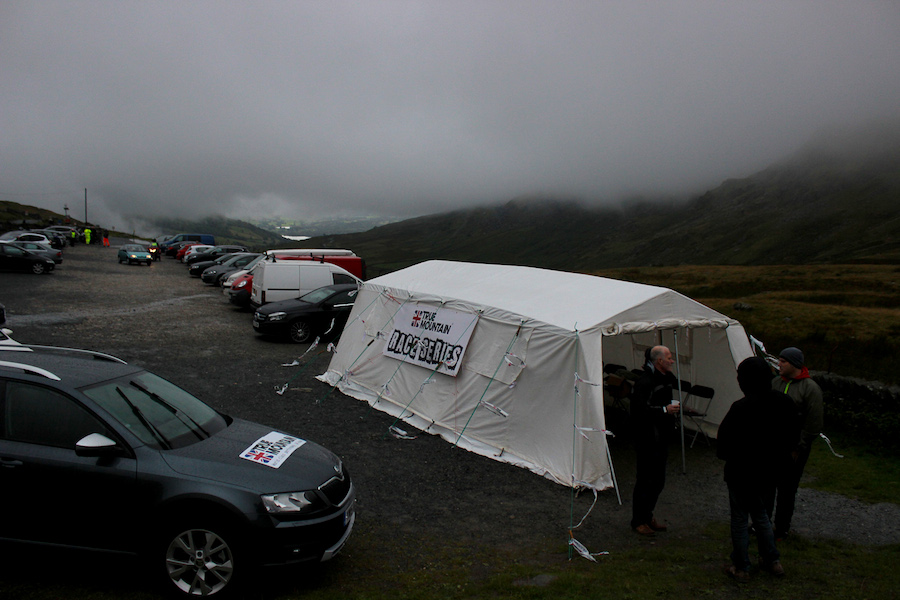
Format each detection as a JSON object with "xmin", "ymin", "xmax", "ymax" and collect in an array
[{"xmin": 771, "ymin": 375, "xmax": 823, "ymax": 452}]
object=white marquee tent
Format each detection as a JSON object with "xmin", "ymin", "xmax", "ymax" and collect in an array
[{"xmin": 318, "ymin": 260, "xmax": 755, "ymax": 492}]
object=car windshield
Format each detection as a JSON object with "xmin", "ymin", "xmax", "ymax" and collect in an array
[
  {"xmin": 83, "ymin": 372, "xmax": 228, "ymax": 450},
  {"xmin": 299, "ymin": 287, "xmax": 340, "ymax": 304},
  {"xmin": 123, "ymin": 245, "xmax": 143, "ymax": 251}
]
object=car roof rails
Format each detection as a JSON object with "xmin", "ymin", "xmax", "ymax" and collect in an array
[
  {"xmin": 0, "ymin": 344, "xmax": 127, "ymax": 364},
  {"xmin": 0, "ymin": 360, "xmax": 61, "ymax": 381}
]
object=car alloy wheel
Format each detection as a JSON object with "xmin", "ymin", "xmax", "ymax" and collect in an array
[
  {"xmin": 31, "ymin": 262, "xmax": 45, "ymax": 274},
  {"xmin": 165, "ymin": 526, "xmax": 236, "ymax": 596},
  {"xmin": 289, "ymin": 319, "xmax": 312, "ymax": 343}
]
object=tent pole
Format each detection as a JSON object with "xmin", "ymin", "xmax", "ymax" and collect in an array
[{"xmin": 674, "ymin": 332, "xmax": 686, "ymax": 474}]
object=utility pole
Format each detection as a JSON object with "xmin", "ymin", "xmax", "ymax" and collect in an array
[{"xmin": 84, "ymin": 188, "xmax": 88, "ymax": 224}]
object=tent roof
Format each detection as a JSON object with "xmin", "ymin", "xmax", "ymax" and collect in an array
[{"xmin": 369, "ymin": 260, "xmax": 736, "ymax": 333}]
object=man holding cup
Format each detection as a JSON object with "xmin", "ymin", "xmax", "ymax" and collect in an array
[{"xmin": 630, "ymin": 345, "xmax": 681, "ymax": 535}]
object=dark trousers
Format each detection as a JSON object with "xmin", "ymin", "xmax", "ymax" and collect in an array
[
  {"xmin": 768, "ymin": 445, "xmax": 811, "ymax": 533},
  {"xmin": 631, "ymin": 440, "xmax": 668, "ymax": 528},
  {"xmin": 729, "ymin": 484, "xmax": 779, "ymax": 571}
]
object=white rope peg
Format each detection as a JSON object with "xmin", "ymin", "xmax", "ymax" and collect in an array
[
  {"xmin": 274, "ymin": 383, "xmax": 289, "ymax": 395},
  {"xmin": 574, "ymin": 372, "xmax": 602, "ymax": 386},
  {"xmin": 503, "ymin": 353, "xmax": 526, "ymax": 368},
  {"xmin": 568, "ymin": 535, "xmax": 608, "ymax": 562},
  {"xmin": 389, "ymin": 426, "xmax": 417, "ymax": 440},
  {"xmin": 479, "ymin": 399, "xmax": 509, "ymax": 418}
]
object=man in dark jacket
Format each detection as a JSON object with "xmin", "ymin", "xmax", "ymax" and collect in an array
[
  {"xmin": 718, "ymin": 357, "xmax": 798, "ymax": 581},
  {"xmin": 630, "ymin": 345, "xmax": 681, "ymax": 535}
]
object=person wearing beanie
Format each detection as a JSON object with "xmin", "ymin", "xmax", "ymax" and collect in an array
[
  {"xmin": 769, "ymin": 347, "xmax": 824, "ymax": 539},
  {"xmin": 718, "ymin": 357, "xmax": 798, "ymax": 581}
]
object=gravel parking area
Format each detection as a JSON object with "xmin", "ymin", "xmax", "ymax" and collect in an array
[{"xmin": 2, "ymin": 242, "xmax": 898, "ymax": 596}]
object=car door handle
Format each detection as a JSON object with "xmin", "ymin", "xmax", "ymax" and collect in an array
[{"xmin": 1, "ymin": 458, "xmax": 24, "ymax": 468}]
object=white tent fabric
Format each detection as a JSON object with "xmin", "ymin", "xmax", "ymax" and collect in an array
[{"xmin": 318, "ymin": 260, "xmax": 754, "ymax": 491}]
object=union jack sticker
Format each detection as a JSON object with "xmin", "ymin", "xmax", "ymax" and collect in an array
[{"xmin": 240, "ymin": 431, "xmax": 307, "ymax": 468}]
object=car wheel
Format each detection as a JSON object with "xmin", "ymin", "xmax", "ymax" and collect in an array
[
  {"xmin": 289, "ymin": 320, "xmax": 312, "ymax": 343},
  {"xmin": 163, "ymin": 523, "xmax": 240, "ymax": 597},
  {"xmin": 31, "ymin": 262, "xmax": 45, "ymax": 274}
]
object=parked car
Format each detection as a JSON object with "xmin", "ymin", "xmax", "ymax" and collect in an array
[
  {"xmin": 165, "ymin": 240, "xmax": 198, "ymax": 258},
  {"xmin": 32, "ymin": 229, "xmax": 67, "ymax": 250},
  {"xmin": 0, "ymin": 345, "xmax": 355, "ymax": 597},
  {"xmin": 252, "ymin": 283, "xmax": 359, "ymax": 343},
  {"xmin": 180, "ymin": 244, "xmax": 214, "ymax": 263},
  {"xmin": 117, "ymin": 244, "xmax": 153, "ymax": 266},
  {"xmin": 5, "ymin": 240, "xmax": 63, "ymax": 264},
  {"xmin": 220, "ymin": 255, "xmax": 264, "ymax": 287},
  {"xmin": 185, "ymin": 245, "xmax": 249, "ymax": 266},
  {"xmin": 158, "ymin": 233, "xmax": 216, "ymax": 253},
  {"xmin": 187, "ymin": 253, "xmax": 233, "ymax": 278},
  {"xmin": 194, "ymin": 252, "xmax": 260, "ymax": 281},
  {"xmin": 0, "ymin": 243, "xmax": 55, "ymax": 274},
  {"xmin": 0, "ymin": 231, "xmax": 52, "ymax": 245},
  {"xmin": 45, "ymin": 225, "xmax": 78, "ymax": 235},
  {"xmin": 226, "ymin": 271, "xmax": 255, "ymax": 307}
]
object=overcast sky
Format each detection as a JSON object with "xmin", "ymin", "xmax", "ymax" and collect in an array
[{"xmin": 2, "ymin": 1, "xmax": 898, "ymax": 231}]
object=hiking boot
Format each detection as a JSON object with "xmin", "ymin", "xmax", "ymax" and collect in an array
[
  {"xmin": 633, "ymin": 523, "xmax": 655, "ymax": 536},
  {"xmin": 724, "ymin": 564, "xmax": 750, "ymax": 583},
  {"xmin": 649, "ymin": 517, "xmax": 668, "ymax": 532},
  {"xmin": 759, "ymin": 558, "xmax": 785, "ymax": 577}
]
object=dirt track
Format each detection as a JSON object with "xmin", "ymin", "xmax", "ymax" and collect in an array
[{"xmin": 2, "ymin": 242, "xmax": 898, "ymax": 596}]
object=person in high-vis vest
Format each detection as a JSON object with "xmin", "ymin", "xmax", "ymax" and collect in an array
[
  {"xmin": 84, "ymin": 228, "xmax": 92, "ymax": 245},
  {"xmin": 768, "ymin": 347, "xmax": 823, "ymax": 540}
]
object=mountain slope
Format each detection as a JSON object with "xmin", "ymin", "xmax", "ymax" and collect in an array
[{"xmin": 307, "ymin": 127, "xmax": 900, "ymax": 276}]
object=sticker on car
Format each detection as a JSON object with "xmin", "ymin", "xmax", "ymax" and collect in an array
[{"xmin": 240, "ymin": 431, "xmax": 307, "ymax": 468}]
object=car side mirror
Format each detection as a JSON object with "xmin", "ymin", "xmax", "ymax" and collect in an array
[{"xmin": 75, "ymin": 433, "xmax": 125, "ymax": 458}]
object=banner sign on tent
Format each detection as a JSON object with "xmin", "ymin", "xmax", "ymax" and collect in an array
[{"xmin": 382, "ymin": 304, "xmax": 478, "ymax": 376}]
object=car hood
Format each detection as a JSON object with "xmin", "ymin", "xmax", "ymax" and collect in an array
[
  {"xmin": 257, "ymin": 298, "xmax": 314, "ymax": 316},
  {"xmin": 192, "ymin": 260, "xmax": 218, "ymax": 270},
  {"xmin": 161, "ymin": 418, "xmax": 343, "ymax": 493}
]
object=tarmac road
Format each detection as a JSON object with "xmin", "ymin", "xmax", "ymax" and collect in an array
[{"xmin": 1, "ymin": 242, "xmax": 898, "ymax": 597}]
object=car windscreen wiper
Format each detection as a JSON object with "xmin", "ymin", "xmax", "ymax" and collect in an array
[
  {"xmin": 129, "ymin": 381, "xmax": 210, "ymax": 439},
  {"xmin": 115, "ymin": 386, "xmax": 173, "ymax": 450}
]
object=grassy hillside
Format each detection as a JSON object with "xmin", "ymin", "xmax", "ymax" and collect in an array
[{"xmin": 594, "ymin": 263, "xmax": 900, "ymax": 385}]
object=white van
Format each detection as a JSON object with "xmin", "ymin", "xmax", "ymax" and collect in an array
[{"xmin": 250, "ymin": 261, "xmax": 361, "ymax": 307}]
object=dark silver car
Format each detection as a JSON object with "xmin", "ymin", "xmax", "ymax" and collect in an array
[{"xmin": 0, "ymin": 345, "xmax": 355, "ymax": 597}]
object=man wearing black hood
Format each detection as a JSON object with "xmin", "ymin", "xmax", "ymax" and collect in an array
[{"xmin": 717, "ymin": 357, "xmax": 798, "ymax": 582}]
